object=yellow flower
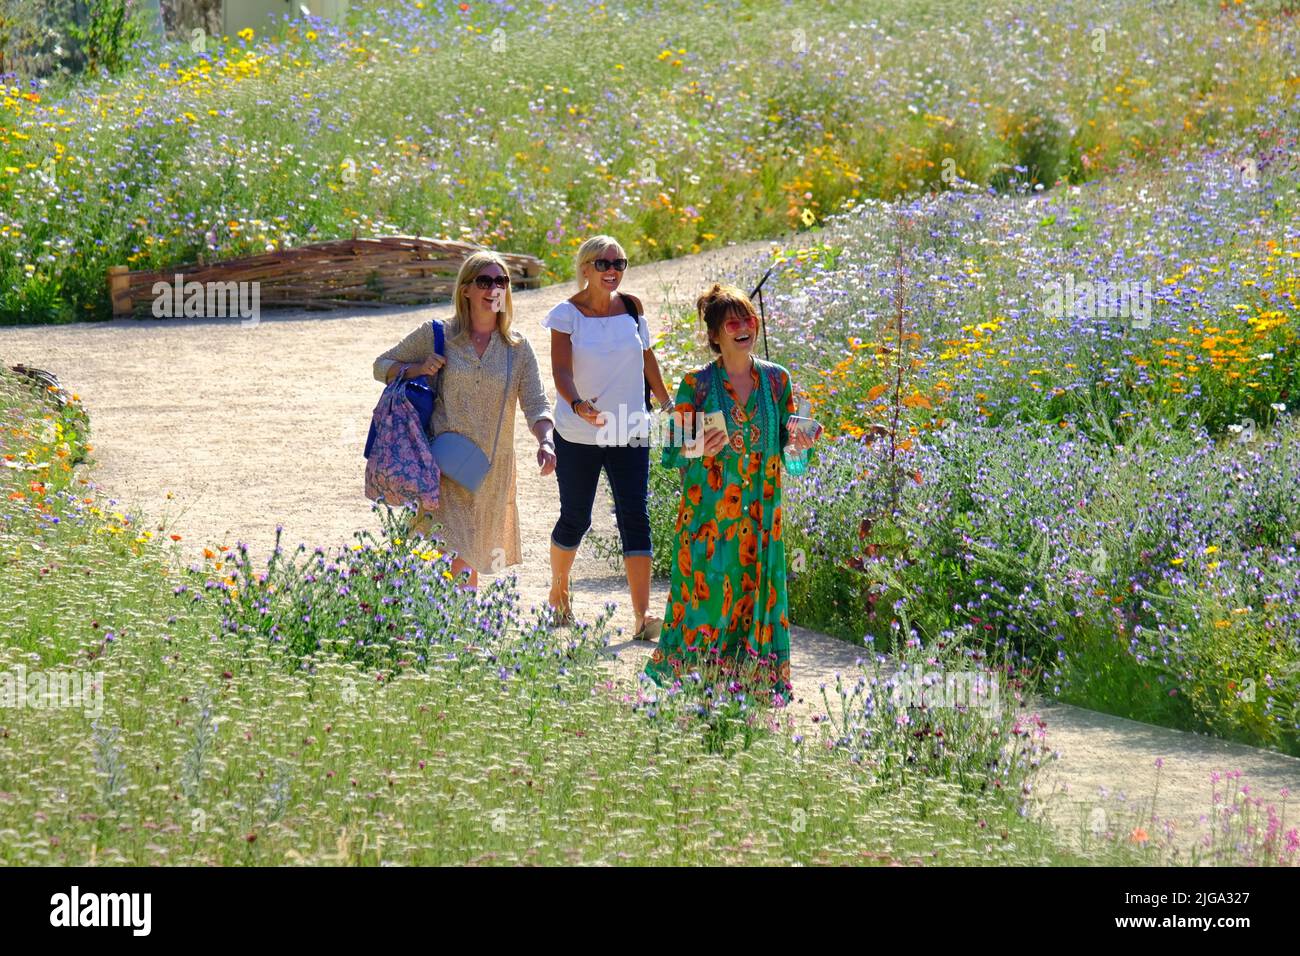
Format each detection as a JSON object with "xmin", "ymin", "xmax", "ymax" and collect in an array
[
  {"xmin": 1204, "ymin": 545, "xmax": 1219, "ymax": 555},
  {"xmin": 238, "ymin": 27, "xmax": 255, "ymax": 42},
  {"xmin": 1169, "ymin": 558, "xmax": 1184, "ymax": 566}
]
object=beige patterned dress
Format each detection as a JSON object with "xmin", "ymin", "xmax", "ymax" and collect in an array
[{"xmin": 372, "ymin": 318, "xmax": 552, "ymax": 573}]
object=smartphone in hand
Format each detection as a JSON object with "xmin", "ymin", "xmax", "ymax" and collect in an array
[{"xmin": 787, "ymin": 416, "xmax": 823, "ymax": 443}]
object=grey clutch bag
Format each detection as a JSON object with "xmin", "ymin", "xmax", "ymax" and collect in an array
[
  {"xmin": 430, "ymin": 339, "xmax": 512, "ymax": 493},
  {"xmin": 430, "ymin": 431, "xmax": 489, "ymax": 492}
]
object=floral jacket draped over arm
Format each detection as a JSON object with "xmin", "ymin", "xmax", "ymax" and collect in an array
[{"xmin": 373, "ymin": 319, "xmax": 552, "ymax": 573}]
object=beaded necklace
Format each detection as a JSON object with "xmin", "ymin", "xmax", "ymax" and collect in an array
[{"xmin": 708, "ymin": 357, "xmax": 780, "ymax": 462}]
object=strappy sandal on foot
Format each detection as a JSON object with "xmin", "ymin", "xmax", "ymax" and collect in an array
[{"xmin": 632, "ymin": 618, "xmax": 662, "ymax": 642}]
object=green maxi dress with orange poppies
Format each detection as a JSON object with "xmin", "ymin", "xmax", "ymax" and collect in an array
[{"xmin": 645, "ymin": 357, "xmax": 800, "ymax": 703}]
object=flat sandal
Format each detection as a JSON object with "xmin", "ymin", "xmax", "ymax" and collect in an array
[{"xmin": 632, "ymin": 617, "xmax": 662, "ymax": 642}]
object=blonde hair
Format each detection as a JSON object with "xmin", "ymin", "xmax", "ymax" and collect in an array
[
  {"xmin": 449, "ymin": 250, "xmax": 523, "ymax": 346},
  {"xmin": 696, "ymin": 282, "xmax": 759, "ymax": 354},
  {"xmin": 573, "ymin": 235, "xmax": 625, "ymax": 291}
]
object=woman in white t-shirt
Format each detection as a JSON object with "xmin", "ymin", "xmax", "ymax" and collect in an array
[{"xmin": 541, "ymin": 235, "xmax": 671, "ymax": 639}]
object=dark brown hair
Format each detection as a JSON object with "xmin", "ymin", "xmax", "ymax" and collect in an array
[{"xmin": 696, "ymin": 282, "xmax": 759, "ymax": 354}]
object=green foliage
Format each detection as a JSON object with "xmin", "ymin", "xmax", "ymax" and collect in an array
[
  {"xmin": 67, "ymin": 0, "xmax": 148, "ymax": 76},
  {"xmin": 0, "ymin": 374, "xmax": 1095, "ymax": 865}
]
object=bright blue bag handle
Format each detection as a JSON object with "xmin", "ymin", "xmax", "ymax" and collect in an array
[{"xmin": 363, "ymin": 319, "xmax": 444, "ymax": 459}]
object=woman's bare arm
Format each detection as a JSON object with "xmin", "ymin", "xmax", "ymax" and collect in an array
[
  {"xmin": 551, "ymin": 328, "xmax": 580, "ymax": 407},
  {"xmin": 643, "ymin": 348, "xmax": 671, "ymax": 409}
]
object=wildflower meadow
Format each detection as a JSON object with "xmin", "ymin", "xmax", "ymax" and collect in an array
[
  {"xmin": 1, "ymin": 0, "xmax": 1299, "ymax": 880},
  {"xmin": 657, "ymin": 138, "xmax": 1300, "ymax": 757},
  {"xmin": 2, "ymin": 0, "xmax": 1298, "ymax": 322}
]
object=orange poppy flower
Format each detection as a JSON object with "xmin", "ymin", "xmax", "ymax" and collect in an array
[
  {"xmin": 677, "ymin": 536, "xmax": 692, "ymax": 577},
  {"xmin": 706, "ymin": 456, "xmax": 724, "ymax": 492},
  {"xmin": 715, "ymin": 483, "xmax": 743, "ymax": 522},
  {"xmin": 737, "ymin": 521, "xmax": 757, "ymax": 567},
  {"xmin": 693, "ymin": 519, "xmax": 720, "ymax": 559},
  {"xmin": 730, "ymin": 594, "xmax": 755, "ymax": 634},
  {"xmin": 683, "ymin": 626, "xmax": 698, "ymax": 651},
  {"xmin": 692, "ymin": 570, "xmax": 711, "ymax": 607}
]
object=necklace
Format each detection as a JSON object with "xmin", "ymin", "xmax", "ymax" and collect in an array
[{"xmin": 709, "ymin": 358, "xmax": 775, "ymax": 467}]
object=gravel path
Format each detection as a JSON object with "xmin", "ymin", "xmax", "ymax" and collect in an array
[{"xmin": 5, "ymin": 240, "xmax": 1298, "ymax": 855}]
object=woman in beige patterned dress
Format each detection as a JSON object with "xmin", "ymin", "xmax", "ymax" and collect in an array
[{"xmin": 372, "ymin": 251, "xmax": 555, "ymax": 587}]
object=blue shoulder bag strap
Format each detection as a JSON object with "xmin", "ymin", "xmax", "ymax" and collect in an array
[
  {"xmin": 410, "ymin": 318, "xmax": 444, "ymax": 434},
  {"xmin": 364, "ymin": 319, "xmax": 445, "ymax": 459}
]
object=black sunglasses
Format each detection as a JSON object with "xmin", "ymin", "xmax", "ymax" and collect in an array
[
  {"xmin": 473, "ymin": 274, "xmax": 510, "ymax": 290},
  {"xmin": 592, "ymin": 257, "xmax": 628, "ymax": 273}
]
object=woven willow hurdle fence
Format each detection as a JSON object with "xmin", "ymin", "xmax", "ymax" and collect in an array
[{"xmin": 107, "ymin": 237, "xmax": 544, "ymax": 317}]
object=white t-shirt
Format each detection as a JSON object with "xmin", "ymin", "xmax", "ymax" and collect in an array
[{"xmin": 541, "ymin": 299, "xmax": 651, "ymax": 445}]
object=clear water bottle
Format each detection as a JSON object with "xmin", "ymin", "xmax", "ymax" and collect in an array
[{"xmin": 783, "ymin": 397, "xmax": 816, "ymax": 476}]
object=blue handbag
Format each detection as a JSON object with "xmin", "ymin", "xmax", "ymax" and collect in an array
[
  {"xmin": 429, "ymin": 341, "xmax": 511, "ymax": 493},
  {"xmin": 364, "ymin": 319, "xmax": 444, "ymax": 459}
]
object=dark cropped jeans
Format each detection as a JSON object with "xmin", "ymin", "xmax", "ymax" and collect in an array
[{"xmin": 550, "ymin": 432, "xmax": 652, "ymax": 557}]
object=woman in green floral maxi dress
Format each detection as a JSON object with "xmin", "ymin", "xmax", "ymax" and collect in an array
[{"xmin": 645, "ymin": 283, "xmax": 817, "ymax": 705}]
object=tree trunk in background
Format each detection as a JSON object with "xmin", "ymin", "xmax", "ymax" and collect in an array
[{"xmin": 160, "ymin": 0, "xmax": 221, "ymax": 39}]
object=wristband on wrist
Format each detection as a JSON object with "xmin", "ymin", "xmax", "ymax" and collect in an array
[{"xmin": 570, "ymin": 397, "xmax": 585, "ymax": 413}]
